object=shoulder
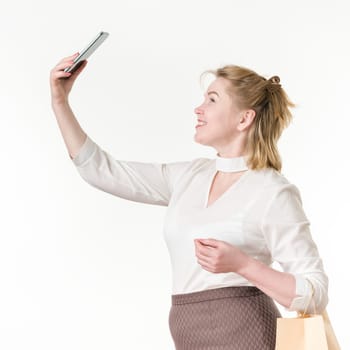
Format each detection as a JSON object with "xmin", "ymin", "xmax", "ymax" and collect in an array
[
  {"xmin": 254, "ymin": 169, "xmax": 308, "ymax": 221},
  {"xmin": 188, "ymin": 157, "xmax": 214, "ymax": 171},
  {"xmin": 163, "ymin": 157, "xmax": 213, "ymax": 185},
  {"xmin": 249, "ymin": 167, "xmax": 302, "ymax": 199},
  {"xmin": 167, "ymin": 157, "xmax": 213, "ymax": 174}
]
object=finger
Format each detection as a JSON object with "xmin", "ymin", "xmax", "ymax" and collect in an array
[
  {"xmin": 54, "ymin": 60, "xmax": 76, "ymax": 72},
  {"xmin": 51, "ymin": 60, "xmax": 87, "ymax": 83},
  {"xmin": 195, "ymin": 240, "xmax": 214, "ymax": 255},
  {"xmin": 195, "ymin": 239, "xmax": 216, "ymax": 252},
  {"xmin": 198, "ymin": 261, "xmax": 214, "ymax": 272},
  {"xmin": 195, "ymin": 244, "xmax": 214, "ymax": 258},
  {"xmin": 68, "ymin": 52, "xmax": 80, "ymax": 58},
  {"xmin": 196, "ymin": 254, "xmax": 210, "ymax": 265},
  {"xmin": 196, "ymin": 251, "xmax": 212, "ymax": 263},
  {"xmin": 51, "ymin": 70, "xmax": 72, "ymax": 80},
  {"xmin": 55, "ymin": 52, "xmax": 80, "ymax": 67},
  {"xmin": 55, "ymin": 53, "xmax": 79, "ymax": 68},
  {"xmin": 197, "ymin": 238, "xmax": 219, "ymax": 248}
]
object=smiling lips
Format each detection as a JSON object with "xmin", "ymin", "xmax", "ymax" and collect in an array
[{"xmin": 196, "ymin": 120, "xmax": 207, "ymax": 128}]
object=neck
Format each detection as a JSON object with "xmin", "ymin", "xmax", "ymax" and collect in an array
[
  {"xmin": 217, "ymin": 152, "xmax": 245, "ymax": 157},
  {"xmin": 215, "ymin": 137, "xmax": 247, "ymax": 158},
  {"xmin": 215, "ymin": 153, "xmax": 248, "ymax": 173}
]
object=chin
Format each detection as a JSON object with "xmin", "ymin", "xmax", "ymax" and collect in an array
[{"xmin": 193, "ymin": 134, "xmax": 210, "ymax": 146}]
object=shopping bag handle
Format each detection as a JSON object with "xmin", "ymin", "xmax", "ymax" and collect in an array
[{"xmin": 298, "ymin": 278, "xmax": 316, "ymax": 318}]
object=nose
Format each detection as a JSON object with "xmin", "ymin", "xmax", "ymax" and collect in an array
[{"xmin": 194, "ymin": 104, "xmax": 203, "ymax": 115}]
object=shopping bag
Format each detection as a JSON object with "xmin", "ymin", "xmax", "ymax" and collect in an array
[
  {"xmin": 275, "ymin": 279, "xmax": 341, "ymax": 350},
  {"xmin": 275, "ymin": 313, "xmax": 328, "ymax": 349}
]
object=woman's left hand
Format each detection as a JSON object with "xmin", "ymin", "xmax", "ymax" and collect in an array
[{"xmin": 194, "ymin": 238, "xmax": 251, "ymax": 274}]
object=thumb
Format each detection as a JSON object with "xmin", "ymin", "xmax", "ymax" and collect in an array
[{"xmin": 196, "ymin": 238, "xmax": 219, "ymax": 247}]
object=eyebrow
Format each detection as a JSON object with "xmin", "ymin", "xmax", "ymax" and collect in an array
[{"xmin": 204, "ymin": 91, "xmax": 220, "ymax": 97}]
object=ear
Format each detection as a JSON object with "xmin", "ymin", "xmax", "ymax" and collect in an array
[{"xmin": 238, "ymin": 109, "xmax": 256, "ymax": 131}]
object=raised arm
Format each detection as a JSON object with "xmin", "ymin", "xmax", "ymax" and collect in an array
[
  {"xmin": 70, "ymin": 135, "xmax": 191, "ymax": 206},
  {"xmin": 50, "ymin": 54, "xmax": 192, "ymax": 206},
  {"xmin": 49, "ymin": 53, "xmax": 88, "ymax": 159}
]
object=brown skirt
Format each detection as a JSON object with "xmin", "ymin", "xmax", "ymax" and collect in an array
[{"xmin": 169, "ymin": 286, "xmax": 281, "ymax": 350}]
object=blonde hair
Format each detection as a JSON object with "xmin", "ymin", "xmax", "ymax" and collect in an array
[{"xmin": 201, "ymin": 65, "xmax": 295, "ymax": 172}]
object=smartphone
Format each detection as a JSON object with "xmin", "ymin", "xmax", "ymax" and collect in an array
[{"xmin": 64, "ymin": 31, "xmax": 109, "ymax": 74}]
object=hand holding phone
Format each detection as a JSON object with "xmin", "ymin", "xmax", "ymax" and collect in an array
[{"xmin": 64, "ymin": 31, "xmax": 109, "ymax": 75}]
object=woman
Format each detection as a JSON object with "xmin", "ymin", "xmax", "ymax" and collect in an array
[{"xmin": 50, "ymin": 54, "xmax": 329, "ymax": 349}]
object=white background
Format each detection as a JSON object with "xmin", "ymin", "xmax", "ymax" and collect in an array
[{"xmin": 1, "ymin": 0, "xmax": 349, "ymax": 348}]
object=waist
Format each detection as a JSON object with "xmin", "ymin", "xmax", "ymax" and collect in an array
[{"xmin": 171, "ymin": 286, "xmax": 263, "ymax": 305}]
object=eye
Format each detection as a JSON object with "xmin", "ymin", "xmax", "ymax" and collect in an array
[{"xmin": 210, "ymin": 98, "xmax": 215, "ymax": 103}]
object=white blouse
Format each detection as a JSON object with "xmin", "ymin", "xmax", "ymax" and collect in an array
[{"xmin": 70, "ymin": 135, "xmax": 329, "ymax": 314}]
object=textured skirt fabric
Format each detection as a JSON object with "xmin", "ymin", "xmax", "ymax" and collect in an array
[{"xmin": 169, "ymin": 286, "xmax": 281, "ymax": 350}]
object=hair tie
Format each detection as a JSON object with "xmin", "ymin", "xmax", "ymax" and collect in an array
[
  {"xmin": 269, "ymin": 76, "xmax": 280, "ymax": 84},
  {"xmin": 266, "ymin": 76, "xmax": 281, "ymax": 93}
]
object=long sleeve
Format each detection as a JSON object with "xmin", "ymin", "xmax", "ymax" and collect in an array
[
  {"xmin": 261, "ymin": 183, "xmax": 329, "ymax": 314},
  {"xmin": 70, "ymin": 135, "xmax": 191, "ymax": 206}
]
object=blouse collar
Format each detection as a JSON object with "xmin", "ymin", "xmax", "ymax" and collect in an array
[{"xmin": 215, "ymin": 153, "xmax": 249, "ymax": 173}]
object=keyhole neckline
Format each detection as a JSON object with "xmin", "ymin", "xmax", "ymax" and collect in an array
[{"xmin": 204, "ymin": 166, "xmax": 251, "ymax": 209}]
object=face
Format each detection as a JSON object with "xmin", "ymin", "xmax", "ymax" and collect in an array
[{"xmin": 194, "ymin": 77, "xmax": 246, "ymax": 150}]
